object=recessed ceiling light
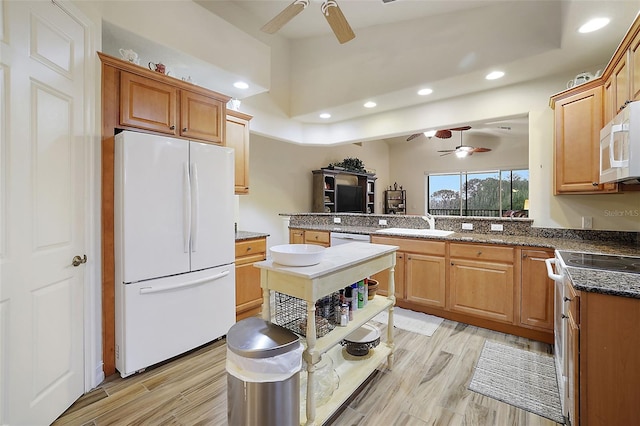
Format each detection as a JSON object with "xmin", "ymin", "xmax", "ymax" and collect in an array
[
  {"xmin": 364, "ymin": 101, "xmax": 377, "ymax": 108},
  {"xmin": 319, "ymin": 113, "xmax": 331, "ymax": 119},
  {"xmin": 579, "ymin": 17, "xmax": 610, "ymax": 33},
  {"xmin": 417, "ymin": 88, "xmax": 433, "ymax": 96},
  {"xmin": 485, "ymin": 71, "xmax": 505, "ymax": 80},
  {"xmin": 233, "ymin": 81, "xmax": 249, "ymax": 89},
  {"xmin": 423, "ymin": 130, "xmax": 436, "ymax": 137}
]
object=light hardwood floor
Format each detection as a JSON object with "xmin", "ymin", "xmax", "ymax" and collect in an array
[{"xmin": 54, "ymin": 319, "xmax": 561, "ymax": 425}]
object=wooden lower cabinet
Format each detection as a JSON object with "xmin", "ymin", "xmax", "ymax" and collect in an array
[
  {"xmin": 565, "ymin": 282, "xmax": 580, "ymax": 426},
  {"xmin": 520, "ymin": 249, "xmax": 554, "ymax": 331},
  {"xmin": 235, "ymin": 237, "xmax": 267, "ymax": 321},
  {"xmin": 288, "ymin": 229, "xmax": 330, "ymax": 247},
  {"xmin": 449, "ymin": 243, "xmax": 515, "ymax": 323},
  {"xmin": 370, "ymin": 236, "xmax": 445, "ymax": 309}
]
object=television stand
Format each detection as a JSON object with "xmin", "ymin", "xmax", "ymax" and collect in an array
[{"xmin": 312, "ymin": 169, "xmax": 376, "ymax": 214}]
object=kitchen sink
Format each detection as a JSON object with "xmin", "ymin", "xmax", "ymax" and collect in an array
[{"xmin": 375, "ymin": 228, "xmax": 454, "ymax": 237}]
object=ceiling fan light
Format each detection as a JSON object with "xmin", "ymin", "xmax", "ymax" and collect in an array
[
  {"xmin": 423, "ymin": 130, "xmax": 436, "ymax": 137},
  {"xmin": 455, "ymin": 150, "xmax": 469, "ymax": 158},
  {"xmin": 579, "ymin": 17, "xmax": 610, "ymax": 33}
]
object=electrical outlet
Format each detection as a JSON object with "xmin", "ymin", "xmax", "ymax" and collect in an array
[
  {"xmin": 581, "ymin": 216, "xmax": 593, "ymax": 229},
  {"xmin": 491, "ymin": 224, "xmax": 504, "ymax": 232},
  {"xmin": 379, "ymin": 219, "xmax": 387, "ymax": 226},
  {"xmin": 333, "ymin": 217, "xmax": 341, "ymax": 224},
  {"xmin": 462, "ymin": 223, "xmax": 473, "ymax": 230}
]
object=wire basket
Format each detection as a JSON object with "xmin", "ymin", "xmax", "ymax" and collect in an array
[{"xmin": 273, "ymin": 292, "xmax": 339, "ymax": 338}]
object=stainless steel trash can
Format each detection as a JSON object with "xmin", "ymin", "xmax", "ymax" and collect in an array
[{"xmin": 227, "ymin": 317, "xmax": 303, "ymax": 426}]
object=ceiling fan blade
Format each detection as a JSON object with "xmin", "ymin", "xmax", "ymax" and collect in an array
[
  {"xmin": 406, "ymin": 133, "xmax": 422, "ymax": 141},
  {"xmin": 439, "ymin": 151, "xmax": 454, "ymax": 157},
  {"xmin": 261, "ymin": 0, "xmax": 308, "ymax": 34},
  {"xmin": 449, "ymin": 126, "xmax": 472, "ymax": 132},
  {"xmin": 471, "ymin": 147, "xmax": 492, "ymax": 153},
  {"xmin": 437, "ymin": 149, "xmax": 454, "ymax": 153},
  {"xmin": 435, "ymin": 130, "xmax": 452, "ymax": 139},
  {"xmin": 322, "ymin": 1, "xmax": 356, "ymax": 44}
]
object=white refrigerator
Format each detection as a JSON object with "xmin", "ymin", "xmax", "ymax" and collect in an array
[{"xmin": 114, "ymin": 130, "xmax": 236, "ymax": 378}]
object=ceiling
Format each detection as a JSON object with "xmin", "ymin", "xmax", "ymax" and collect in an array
[{"xmin": 195, "ymin": 1, "xmax": 638, "ymax": 140}]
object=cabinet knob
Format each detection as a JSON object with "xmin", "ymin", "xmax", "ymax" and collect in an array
[
  {"xmin": 246, "ymin": 247, "xmax": 252, "ymax": 251},
  {"xmin": 522, "ymin": 254, "xmax": 528, "ymax": 258},
  {"xmin": 477, "ymin": 251, "xmax": 482, "ymax": 256},
  {"xmin": 450, "ymin": 262, "xmax": 455, "ymax": 266},
  {"xmin": 170, "ymin": 125, "xmax": 176, "ymax": 130},
  {"xmin": 563, "ymin": 296, "xmax": 572, "ymax": 302},
  {"xmin": 182, "ymin": 127, "xmax": 188, "ymax": 132},
  {"xmin": 561, "ymin": 314, "xmax": 569, "ymax": 319},
  {"xmin": 592, "ymin": 182, "xmax": 599, "ymax": 186}
]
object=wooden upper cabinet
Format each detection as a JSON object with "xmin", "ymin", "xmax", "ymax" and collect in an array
[
  {"xmin": 120, "ymin": 71, "xmax": 178, "ymax": 136},
  {"xmin": 612, "ymin": 54, "xmax": 629, "ymax": 114},
  {"xmin": 553, "ymin": 85, "xmax": 618, "ymax": 194},
  {"xmin": 226, "ymin": 111, "xmax": 252, "ymax": 194},
  {"xmin": 180, "ymin": 90, "xmax": 224, "ymax": 144},
  {"xmin": 630, "ymin": 28, "xmax": 640, "ymax": 102}
]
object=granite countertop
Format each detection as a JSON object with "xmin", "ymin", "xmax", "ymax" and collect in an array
[
  {"xmin": 235, "ymin": 230, "xmax": 270, "ymax": 241},
  {"xmin": 289, "ymin": 223, "xmax": 640, "ymax": 298}
]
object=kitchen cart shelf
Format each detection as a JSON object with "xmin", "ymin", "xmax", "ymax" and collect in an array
[
  {"xmin": 254, "ymin": 242, "xmax": 397, "ymax": 426},
  {"xmin": 312, "ymin": 296, "xmax": 392, "ymax": 358},
  {"xmin": 300, "ymin": 343, "xmax": 392, "ymax": 425}
]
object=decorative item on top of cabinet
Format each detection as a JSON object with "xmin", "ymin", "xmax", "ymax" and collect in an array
[
  {"xmin": 225, "ymin": 110, "xmax": 252, "ymax": 194},
  {"xmin": 235, "ymin": 237, "xmax": 267, "ymax": 321},
  {"xmin": 384, "ymin": 189, "xmax": 406, "ymax": 214},
  {"xmin": 519, "ymin": 249, "xmax": 554, "ymax": 331},
  {"xmin": 551, "ymin": 85, "xmax": 619, "ymax": 194}
]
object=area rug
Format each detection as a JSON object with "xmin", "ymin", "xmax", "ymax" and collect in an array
[
  {"xmin": 468, "ymin": 340, "xmax": 564, "ymax": 424},
  {"xmin": 371, "ymin": 307, "xmax": 443, "ymax": 337}
]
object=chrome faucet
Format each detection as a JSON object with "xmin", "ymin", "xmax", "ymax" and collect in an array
[{"xmin": 422, "ymin": 213, "xmax": 435, "ymax": 230}]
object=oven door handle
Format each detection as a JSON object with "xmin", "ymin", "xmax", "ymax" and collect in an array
[{"xmin": 545, "ymin": 258, "xmax": 563, "ymax": 281}]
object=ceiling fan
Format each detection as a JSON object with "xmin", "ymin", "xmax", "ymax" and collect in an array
[
  {"xmin": 436, "ymin": 127, "xmax": 492, "ymax": 158},
  {"xmin": 406, "ymin": 126, "xmax": 471, "ymax": 142},
  {"xmin": 261, "ymin": 0, "xmax": 356, "ymax": 44}
]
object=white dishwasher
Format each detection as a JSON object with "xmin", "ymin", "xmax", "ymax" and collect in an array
[{"xmin": 330, "ymin": 232, "xmax": 371, "ymax": 246}]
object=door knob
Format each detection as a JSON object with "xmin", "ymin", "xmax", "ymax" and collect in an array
[{"xmin": 72, "ymin": 254, "xmax": 87, "ymax": 267}]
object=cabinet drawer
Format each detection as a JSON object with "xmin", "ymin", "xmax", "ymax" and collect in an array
[
  {"xmin": 566, "ymin": 282, "xmax": 580, "ymax": 325},
  {"xmin": 235, "ymin": 238, "xmax": 266, "ymax": 260},
  {"xmin": 450, "ymin": 243, "xmax": 514, "ymax": 263},
  {"xmin": 304, "ymin": 230, "xmax": 330, "ymax": 245},
  {"xmin": 371, "ymin": 236, "xmax": 445, "ymax": 255}
]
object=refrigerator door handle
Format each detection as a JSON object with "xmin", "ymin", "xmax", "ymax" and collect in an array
[
  {"xmin": 183, "ymin": 162, "xmax": 192, "ymax": 253},
  {"xmin": 138, "ymin": 270, "xmax": 231, "ymax": 294},
  {"xmin": 191, "ymin": 162, "xmax": 199, "ymax": 252}
]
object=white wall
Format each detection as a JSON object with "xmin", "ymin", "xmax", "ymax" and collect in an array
[{"xmin": 237, "ymin": 135, "xmax": 390, "ymax": 247}]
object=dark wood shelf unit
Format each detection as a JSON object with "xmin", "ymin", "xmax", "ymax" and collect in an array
[{"xmin": 312, "ymin": 168, "xmax": 376, "ymax": 214}]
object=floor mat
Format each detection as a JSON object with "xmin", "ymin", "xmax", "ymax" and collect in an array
[
  {"xmin": 468, "ymin": 340, "xmax": 564, "ymax": 424},
  {"xmin": 371, "ymin": 307, "xmax": 443, "ymax": 337}
]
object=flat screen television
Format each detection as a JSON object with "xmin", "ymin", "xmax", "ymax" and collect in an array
[{"xmin": 336, "ymin": 184, "xmax": 364, "ymax": 213}]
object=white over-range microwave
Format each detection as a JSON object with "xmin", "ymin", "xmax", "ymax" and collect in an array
[{"xmin": 599, "ymin": 100, "xmax": 640, "ymax": 184}]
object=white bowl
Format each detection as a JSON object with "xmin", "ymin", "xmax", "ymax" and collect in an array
[{"xmin": 270, "ymin": 244, "xmax": 326, "ymax": 267}]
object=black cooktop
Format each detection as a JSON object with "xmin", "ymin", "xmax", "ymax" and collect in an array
[{"xmin": 558, "ymin": 251, "xmax": 640, "ymax": 274}]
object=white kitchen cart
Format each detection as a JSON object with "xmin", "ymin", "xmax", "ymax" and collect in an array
[{"xmin": 255, "ymin": 242, "xmax": 398, "ymax": 426}]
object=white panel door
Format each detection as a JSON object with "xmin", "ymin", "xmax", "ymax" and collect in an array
[
  {"xmin": 0, "ymin": 1, "xmax": 87, "ymax": 424},
  {"xmin": 189, "ymin": 142, "xmax": 235, "ymax": 271},
  {"xmin": 116, "ymin": 131, "xmax": 190, "ymax": 283}
]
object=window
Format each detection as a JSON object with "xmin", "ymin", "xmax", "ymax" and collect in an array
[{"xmin": 427, "ymin": 169, "xmax": 529, "ymax": 217}]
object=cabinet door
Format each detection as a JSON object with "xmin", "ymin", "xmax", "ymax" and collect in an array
[
  {"xmin": 613, "ymin": 55, "xmax": 630, "ymax": 114},
  {"xmin": 226, "ymin": 113, "xmax": 251, "ymax": 194},
  {"xmin": 449, "ymin": 259, "xmax": 514, "ymax": 323},
  {"xmin": 289, "ymin": 229, "xmax": 304, "ymax": 244},
  {"xmin": 520, "ymin": 249, "xmax": 554, "ymax": 331},
  {"xmin": 120, "ymin": 71, "xmax": 178, "ymax": 135},
  {"xmin": 604, "ymin": 75, "xmax": 615, "ymax": 123},
  {"xmin": 372, "ymin": 252, "xmax": 405, "ymax": 301},
  {"xmin": 235, "ymin": 256, "xmax": 264, "ymax": 320},
  {"xmin": 180, "ymin": 90, "xmax": 224, "ymax": 144},
  {"xmin": 554, "ymin": 86, "xmax": 615, "ymax": 193},
  {"xmin": 631, "ymin": 29, "xmax": 640, "ymax": 102},
  {"xmin": 405, "ymin": 253, "xmax": 446, "ymax": 308}
]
